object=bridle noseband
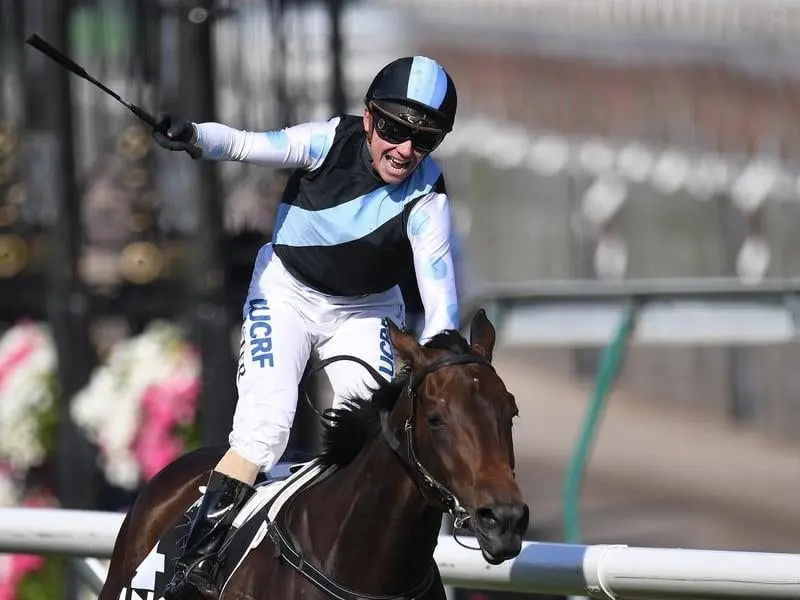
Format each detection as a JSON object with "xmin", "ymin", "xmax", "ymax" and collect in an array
[
  {"xmin": 283, "ymin": 349, "xmax": 495, "ymax": 600},
  {"xmin": 383, "ymin": 353, "xmax": 494, "ymax": 527},
  {"xmin": 304, "ymin": 351, "xmax": 495, "ymax": 527}
]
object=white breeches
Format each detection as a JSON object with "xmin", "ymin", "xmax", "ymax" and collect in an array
[{"xmin": 229, "ymin": 244, "xmax": 405, "ymax": 471}]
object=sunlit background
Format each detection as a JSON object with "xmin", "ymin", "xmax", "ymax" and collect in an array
[{"xmin": 1, "ymin": 1, "xmax": 800, "ymax": 598}]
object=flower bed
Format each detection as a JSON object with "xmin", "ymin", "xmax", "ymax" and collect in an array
[{"xmin": 0, "ymin": 319, "xmax": 201, "ymax": 599}]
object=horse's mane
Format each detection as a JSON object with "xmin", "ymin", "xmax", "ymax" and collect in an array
[{"xmin": 319, "ymin": 329, "xmax": 472, "ymax": 469}]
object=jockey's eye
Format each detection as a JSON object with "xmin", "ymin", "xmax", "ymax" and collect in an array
[{"xmin": 427, "ymin": 412, "xmax": 444, "ymax": 430}]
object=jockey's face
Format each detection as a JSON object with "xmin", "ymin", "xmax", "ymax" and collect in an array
[{"xmin": 363, "ymin": 107, "xmax": 430, "ymax": 185}]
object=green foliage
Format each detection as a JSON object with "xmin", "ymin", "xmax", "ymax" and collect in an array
[
  {"xmin": 175, "ymin": 419, "xmax": 202, "ymax": 453},
  {"xmin": 35, "ymin": 373, "xmax": 61, "ymax": 457},
  {"xmin": 16, "ymin": 556, "xmax": 64, "ymax": 600}
]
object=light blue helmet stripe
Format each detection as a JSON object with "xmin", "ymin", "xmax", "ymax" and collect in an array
[{"xmin": 406, "ymin": 56, "xmax": 448, "ymax": 109}]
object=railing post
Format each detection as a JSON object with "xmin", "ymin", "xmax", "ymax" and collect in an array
[{"xmin": 562, "ymin": 299, "xmax": 639, "ymax": 544}]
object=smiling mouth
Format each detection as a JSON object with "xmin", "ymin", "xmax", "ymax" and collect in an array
[{"xmin": 386, "ymin": 155, "xmax": 411, "ymax": 169}]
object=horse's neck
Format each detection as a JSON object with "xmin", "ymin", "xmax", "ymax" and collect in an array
[{"xmin": 298, "ymin": 427, "xmax": 442, "ymax": 592}]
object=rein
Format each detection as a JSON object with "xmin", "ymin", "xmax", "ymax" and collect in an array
[
  {"xmin": 379, "ymin": 354, "xmax": 494, "ymax": 527},
  {"xmin": 300, "ymin": 351, "xmax": 494, "ymax": 525},
  {"xmin": 269, "ymin": 350, "xmax": 494, "ymax": 600}
]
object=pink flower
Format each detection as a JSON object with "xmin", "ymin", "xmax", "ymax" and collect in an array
[
  {"xmin": 0, "ymin": 335, "xmax": 35, "ymax": 397},
  {"xmin": 0, "ymin": 494, "xmax": 54, "ymax": 600},
  {"xmin": 170, "ymin": 375, "xmax": 200, "ymax": 425},
  {"xmin": 0, "ymin": 549, "xmax": 45, "ymax": 600},
  {"xmin": 0, "ymin": 578, "xmax": 16, "ymax": 600},
  {"xmin": 132, "ymin": 368, "xmax": 199, "ymax": 481},
  {"xmin": 145, "ymin": 376, "xmax": 199, "ymax": 425},
  {"xmin": 132, "ymin": 426, "xmax": 183, "ymax": 481}
]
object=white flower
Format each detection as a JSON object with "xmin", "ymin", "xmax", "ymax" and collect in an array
[
  {"xmin": 0, "ymin": 323, "xmax": 57, "ymax": 474},
  {"xmin": 0, "ymin": 319, "xmax": 200, "ymax": 492},
  {"xmin": 0, "ymin": 471, "xmax": 20, "ymax": 507},
  {"xmin": 70, "ymin": 320, "xmax": 199, "ymax": 490},
  {"xmin": 104, "ymin": 452, "xmax": 141, "ymax": 490}
]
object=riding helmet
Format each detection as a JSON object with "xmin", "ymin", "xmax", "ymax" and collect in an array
[{"xmin": 365, "ymin": 56, "xmax": 457, "ymax": 132}]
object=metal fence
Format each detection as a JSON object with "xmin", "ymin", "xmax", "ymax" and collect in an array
[
  {"xmin": 390, "ymin": 2, "xmax": 800, "ymax": 444},
  {"xmin": 437, "ymin": 147, "xmax": 800, "ymax": 441},
  {"xmin": 2, "ymin": 507, "xmax": 800, "ymax": 599}
]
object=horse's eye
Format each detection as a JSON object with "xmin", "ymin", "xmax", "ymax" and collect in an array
[{"xmin": 427, "ymin": 412, "xmax": 444, "ymax": 429}]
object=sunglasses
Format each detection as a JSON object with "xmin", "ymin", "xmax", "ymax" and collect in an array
[{"xmin": 369, "ymin": 104, "xmax": 445, "ymax": 153}]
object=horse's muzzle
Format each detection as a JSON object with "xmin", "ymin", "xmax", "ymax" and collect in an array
[{"xmin": 473, "ymin": 501, "xmax": 530, "ymax": 564}]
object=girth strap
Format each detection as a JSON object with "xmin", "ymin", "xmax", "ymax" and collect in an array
[
  {"xmin": 264, "ymin": 518, "xmax": 436, "ymax": 600},
  {"xmin": 260, "ymin": 469, "xmax": 436, "ymax": 600}
]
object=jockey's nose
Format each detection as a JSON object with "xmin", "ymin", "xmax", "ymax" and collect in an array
[
  {"xmin": 475, "ymin": 502, "xmax": 530, "ymax": 537},
  {"xmin": 395, "ymin": 139, "xmax": 414, "ymax": 156}
]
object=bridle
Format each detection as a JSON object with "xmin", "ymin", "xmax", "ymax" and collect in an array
[
  {"xmin": 267, "ymin": 350, "xmax": 495, "ymax": 600},
  {"xmin": 302, "ymin": 350, "xmax": 495, "ymax": 528}
]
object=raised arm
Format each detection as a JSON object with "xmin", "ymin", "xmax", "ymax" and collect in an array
[
  {"xmin": 194, "ymin": 117, "xmax": 339, "ymax": 170},
  {"xmin": 152, "ymin": 113, "xmax": 339, "ymax": 171}
]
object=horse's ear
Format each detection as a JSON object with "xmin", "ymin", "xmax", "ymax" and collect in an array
[
  {"xmin": 388, "ymin": 319, "xmax": 428, "ymax": 368},
  {"xmin": 469, "ymin": 309, "xmax": 495, "ymax": 361}
]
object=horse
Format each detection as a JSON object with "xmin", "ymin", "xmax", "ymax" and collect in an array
[{"xmin": 99, "ymin": 309, "xmax": 530, "ymax": 600}]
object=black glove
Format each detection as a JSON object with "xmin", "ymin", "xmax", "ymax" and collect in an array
[{"xmin": 152, "ymin": 113, "xmax": 202, "ymax": 158}]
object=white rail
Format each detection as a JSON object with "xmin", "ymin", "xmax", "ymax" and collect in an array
[
  {"xmin": 0, "ymin": 508, "xmax": 122, "ymax": 557},
  {"xmin": 1, "ymin": 508, "xmax": 799, "ymax": 598}
]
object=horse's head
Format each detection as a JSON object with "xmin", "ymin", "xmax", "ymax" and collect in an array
[{"xmin": 387, "ymin": 309, "xmax": 529, "ymax": 564}]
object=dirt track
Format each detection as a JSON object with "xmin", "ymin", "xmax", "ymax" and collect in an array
[{"xmin": 495, "ymin": 347, "xmax": 800, "ymax": 553}]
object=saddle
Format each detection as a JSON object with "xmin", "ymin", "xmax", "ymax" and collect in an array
[{"xmin": 119, "ymin": 456, "xmax": 335, "ymax": 600}]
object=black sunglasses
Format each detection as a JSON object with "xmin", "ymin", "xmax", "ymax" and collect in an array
[{"xmin": 369, "ymin": 105, "xmax": 445, "ymax": 153}]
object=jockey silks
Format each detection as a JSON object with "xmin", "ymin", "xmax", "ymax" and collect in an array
[
  {"xmin": 195, "ymin": 114, "xmax": 458, "ymax": 344},
  {"xmin": 193, "ymin": 112, "xmax": 459, "ymax": 472}
]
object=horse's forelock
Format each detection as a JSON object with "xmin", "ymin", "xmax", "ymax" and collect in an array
[{"xmin": 423, "ymin": 329, "xmax": 471, "ymax": 354}]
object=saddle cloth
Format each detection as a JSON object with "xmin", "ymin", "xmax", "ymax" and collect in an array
[{"xmin": 118, "ymin": 458, "xmax": 333, "ymax": 600}]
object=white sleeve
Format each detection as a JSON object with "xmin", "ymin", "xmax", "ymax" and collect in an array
[
  {"xmin": 194, "ymin": 117, "xmax": 340, "ymax": 170},
  {"xmin": 407, "ymin": 192, "xmax": 460, "ymax": 343}
]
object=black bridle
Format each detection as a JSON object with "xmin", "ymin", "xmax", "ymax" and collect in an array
[
  {"xmin": 302, "ymin": 351, "xmax": 495, "ymax": 528},
  {"xmin": 272, "ymin": 350, "xmax": 495, "ymax": 600}
]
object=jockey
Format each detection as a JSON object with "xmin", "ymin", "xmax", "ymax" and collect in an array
[{"xmin": 152, "ymin": 55, "xmax": 459, "ymax": 600}]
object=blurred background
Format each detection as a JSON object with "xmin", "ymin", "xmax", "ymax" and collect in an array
[{"xmin": 1, "ymin": 0, "xmax": 800, "ymax": 599}]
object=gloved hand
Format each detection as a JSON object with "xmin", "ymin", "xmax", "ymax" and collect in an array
[{"xmin": 152, "ymin": 113, "xmax": 202, "ymax": 158}]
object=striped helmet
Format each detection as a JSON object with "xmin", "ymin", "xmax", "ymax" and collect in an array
[{"xmin": 364, "ymin": 56, "xmax": 457, "ymax": 133}]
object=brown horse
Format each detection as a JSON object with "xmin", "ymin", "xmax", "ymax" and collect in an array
[{"xmin": 99, "ymin": 310, "xmax": 529, "ymax": 600}]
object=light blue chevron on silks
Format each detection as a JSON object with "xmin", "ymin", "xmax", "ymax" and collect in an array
[{"xmin": 273, "ymin": 158, "xmax": 441, "ymax": 248}]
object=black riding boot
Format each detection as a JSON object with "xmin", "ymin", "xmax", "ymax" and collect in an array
[{"xmin": 163, "ymin": 471, "xmax": 255, "ymax": 600}]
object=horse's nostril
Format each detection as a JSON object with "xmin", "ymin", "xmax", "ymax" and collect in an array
[
  {"xmin": 476, "ymin": 503, "xmax": 530, "ymax": 535},
  {"xmin": 475, "ymin": 507, "xmax": 500, "ymax": 531}
]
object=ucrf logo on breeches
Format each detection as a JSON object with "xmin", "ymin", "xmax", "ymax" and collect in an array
[
  {"xmin": 247, "ymin": 298, "xmax": 274, "ymax": 368},
  {"xmin": 378, "ymin": 318, "xmax": 394, "ymax": 378}
]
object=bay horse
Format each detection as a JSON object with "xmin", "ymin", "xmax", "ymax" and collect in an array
[{"xmin": 99, "ymin": 310, "xmax": 529, "ymax": 600}]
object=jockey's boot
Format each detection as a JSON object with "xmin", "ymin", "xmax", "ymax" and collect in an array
[{"xmin": 163, "ymin": 471, "xmax": 255, "ymax": 600}]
